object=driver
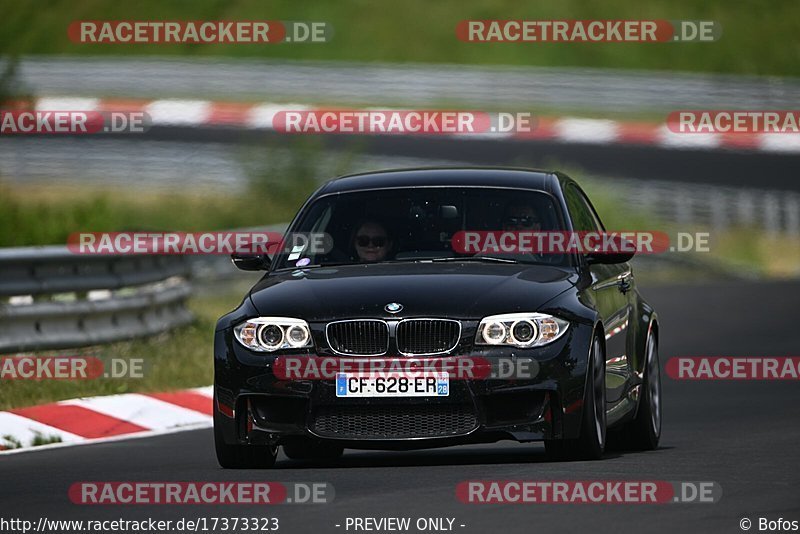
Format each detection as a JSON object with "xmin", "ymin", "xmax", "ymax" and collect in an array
[{"xmin": 352, "ymin": 220, "xmax": 393, "ymax": 262}]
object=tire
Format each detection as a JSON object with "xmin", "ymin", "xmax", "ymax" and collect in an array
[
  {"xmin": 545, "ymin": 335, "xmax": 607, "ymax": 461},
  {"xmin": 610, "ymin": 334, "xmax": 661, "ymax": 451},
  {"xmin": 213, "ymin": 395, "xmax": 277, "ymax": 469},
  {"xmin": 282, "ymin": 438, "xmax": 344, "ymax": 461}
]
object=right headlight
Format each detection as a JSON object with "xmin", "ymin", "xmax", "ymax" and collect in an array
[
  {"xmin": 234, "ymin": 317, "xmax": 313, "ymax": 352},
  {"xmin": 475, "ymin": 313, "xmax": 569, "ymax": 348}
]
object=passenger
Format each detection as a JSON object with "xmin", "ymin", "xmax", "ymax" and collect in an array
[{"xmin": 503, "ymin": 203, "xmax": 543, "ymax": 231}]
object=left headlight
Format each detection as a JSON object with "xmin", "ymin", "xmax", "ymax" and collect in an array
[
  {"xmin": 475, "ymin": 313, "xmax": 569, "ymax": 348},
  {"xmin": 234, "ymin": 317, "xmax": 313, "ymax": 352}
]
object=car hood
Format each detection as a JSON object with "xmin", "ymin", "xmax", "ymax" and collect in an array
[{"xmin": 248, "ymin": 262, "xmax": 578, "ymax": 322}]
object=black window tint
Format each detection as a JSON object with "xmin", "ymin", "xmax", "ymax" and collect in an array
[
  {"xmin": 564, "ymin": 183, "xmax": 603, "ymax": 232},
  {"xmin": 274, "ymin": 187, "xmax": 569, "ymax": 269}
]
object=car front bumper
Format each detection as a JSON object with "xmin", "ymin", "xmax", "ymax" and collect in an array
[{"xmin": 213, "ymin": 321, "xmax": 594, "ymax": 450}]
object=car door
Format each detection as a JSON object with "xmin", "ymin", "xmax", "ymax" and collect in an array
[{"xmin": 564, "ymin": 183, "xmax": 633, "ymax": 409}]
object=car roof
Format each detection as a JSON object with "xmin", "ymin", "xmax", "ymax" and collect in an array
[{"xmin": 315, "ymin": 167, "xmax": 560, "ymax": 196}]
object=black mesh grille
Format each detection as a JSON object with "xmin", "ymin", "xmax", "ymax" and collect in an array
[
  {"xmin": 311, "ymin": 404, "xmax": 477, "ymax": 439},
  {"xmin": 327, "ymin": 320, "xmax": 389, "ymax": 355},
  {"xmin": 396, "ymin": 319, "xmax": 460, "ymax": 355}
]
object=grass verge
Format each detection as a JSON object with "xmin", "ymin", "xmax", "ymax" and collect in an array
[
  {"xmin": 0, "ymin": 0, "xmax": 798, "ymax": 76},
  {"xmin": 0, "ymin": 290, "xmax": 244, "ymax": 411}
]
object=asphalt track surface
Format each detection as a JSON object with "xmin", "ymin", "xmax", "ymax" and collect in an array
[{"xmin": 2, "ymin": 280, "xmax": 799, "ymax": 533}]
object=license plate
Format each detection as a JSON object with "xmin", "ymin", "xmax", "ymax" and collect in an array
[{"xmin": 335, "ymin": 372, "xmax": 449, "ymax": 397}]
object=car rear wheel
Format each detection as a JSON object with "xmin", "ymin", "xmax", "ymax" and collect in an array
[
  {"xmin": 213, "ymin": 394, "xmax": 277, "ymax": 469},
  {"xmin": 545, "ymin": 335, "xmax": 606, "ymax": 461},
  {"xmin": 610, "ymin": 334, "xmax": 661, "ymax": 451},
  {"xmin": 282, "ymin": 438, "xmax": 344, "ymax": 461}
]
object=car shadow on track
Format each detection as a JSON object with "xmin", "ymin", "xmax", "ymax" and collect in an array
[{"xmin": 271, "ymin": 444, "xmax": 647, "ymax": 469}]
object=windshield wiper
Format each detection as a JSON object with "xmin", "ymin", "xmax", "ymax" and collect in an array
[
  {"xmin": 275, "ymin": 262, "xmax": 352, "ymax": 271},
  {"xmin": 276, "ymin": 256, "xmax": 524, "ymax": 271},
  {"xmin": 431, "ymin": 256, "xmax": 520, "ymax": 264}
]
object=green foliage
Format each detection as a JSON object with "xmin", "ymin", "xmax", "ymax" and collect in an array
[
  {"xmin": 30, "ymin": 431, "xmax": 63, "ymax": 446},
  {"xmin": 1, "ymin": 435, "xmax": 23, "ymax": 449},
  {"xmin": 0, "ymin": 0, "xmax": 796, "ymax": 76}
]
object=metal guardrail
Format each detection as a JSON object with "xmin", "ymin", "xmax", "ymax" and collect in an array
[
  {"xmin": 0, "ymin": 247, "xmax": 193, "ymax": 354},
  {"xmin": 11, "ymin": 56, "xmax": 800, "ymax": 112},
  {"xmin": 601, "ymin": 177, "xmax": 800, "ymax": 237}
]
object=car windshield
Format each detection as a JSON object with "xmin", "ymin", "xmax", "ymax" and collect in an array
[{"xmin": 274, "ymin": 186, "xmax": 570, "ymax": 269}]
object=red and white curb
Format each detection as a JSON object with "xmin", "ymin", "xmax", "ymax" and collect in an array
[
  {"xmin": 0, "ymin": 386, "xmax": 213, "ymax": 454},
  {"xmin": 17, "ymin": 96, "xmax": 800, "ymax": 154}
]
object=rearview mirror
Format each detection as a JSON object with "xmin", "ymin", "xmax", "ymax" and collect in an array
[{"xmin": 440, "ymin": 205, "xmax": 459, "ymax": 218}]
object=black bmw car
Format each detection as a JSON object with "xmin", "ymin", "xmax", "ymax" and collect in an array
[{"xmin": 213, "ymin": 168, "xmax": 661, "ymax": 467}]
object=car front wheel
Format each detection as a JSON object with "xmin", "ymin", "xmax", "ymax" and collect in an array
[
  {"xmin": 545, "ymin": 335, "xmax": 607, "ymax": 461},
  {"xmin": 609, "ymin": 334, "xmax": 662, "ymax": 451},
  {"xmin": 213, "ymin": 393, "xmax": 277, "ymax": 469}
]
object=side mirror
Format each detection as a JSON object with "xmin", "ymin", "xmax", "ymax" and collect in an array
[
  {"xmin": 586, "ymin": 250, "xmax": 635, "ymax": 265},
  {"xmin": 585, "ymin": 234, "xmax": 636, "ymax": 265},
  {"xmin": 231, "ymin": 253, "xmax": 271, "ymax": 271}
]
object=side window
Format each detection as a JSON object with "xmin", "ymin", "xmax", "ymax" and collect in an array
[{"xmin": 564, "ymin": 184, "xmax": 604, "ymax": 232}]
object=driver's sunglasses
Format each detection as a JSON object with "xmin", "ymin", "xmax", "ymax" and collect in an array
[
  {"xmin": 356, "ymin": 235, "xmax": 387, "ymax": 247},
  {"xmin": 505, "ymin": 216, "xmax": 540, "ymax": 228}
]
